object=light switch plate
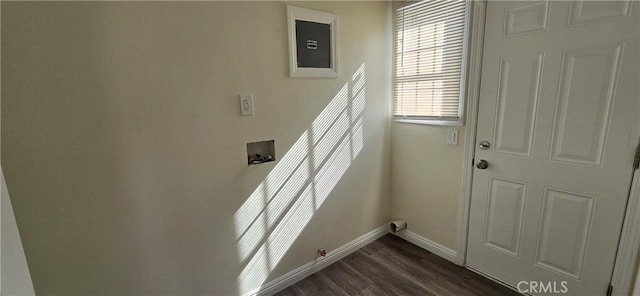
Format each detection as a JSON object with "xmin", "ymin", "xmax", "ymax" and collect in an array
[
  {"xmin": 448, "ymin": 128, "xmax": 459, "ymax": 146},
  {"xmin": 240, "ymin": 94, "xmax": 254, "ymax": 116}
]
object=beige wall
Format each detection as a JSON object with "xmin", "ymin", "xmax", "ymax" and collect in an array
[
  {"xmin": 1, "ymin": 2, "xmax": 391, "ymax": 295},
  {"xmin": 1, "ymin": 168, "xmax": 36, "ymax": 295},
  {"xmin": 390, "ymin": 123, "xmax": 466, "ymax": 250}
]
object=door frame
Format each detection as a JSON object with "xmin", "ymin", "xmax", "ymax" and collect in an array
[
  {"xmin": 455, "ymin": 1, "xmax": 640, "ymax": 295},
  {"xmin": 611, "ymin": 169, "xmax": 640, "ymax": 295},
  {"xmin": 455, "ymin": 0, "xmax": 485, "ymax": 267}
]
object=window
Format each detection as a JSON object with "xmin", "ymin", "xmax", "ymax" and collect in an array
[{"xmin": 393, "ymin": 0, "xmax": 470, "ymax": 125}]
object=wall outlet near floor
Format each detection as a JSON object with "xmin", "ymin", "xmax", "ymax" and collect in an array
[
  {"xmin": 240, "ymin": 94, "xmax": 254, "ymax": 116},
  {"xmin": 447, "ymin": 128, "xmax": 459, "ymax": 146}
]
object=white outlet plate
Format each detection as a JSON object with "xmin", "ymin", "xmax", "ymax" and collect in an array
[
  {"xmin": 448, "ymin": 128, "xmax": 459, "ymax": 146},
  {"xmin": 240, "ymin": 94, "xmax": 254, "ymax": 116}
]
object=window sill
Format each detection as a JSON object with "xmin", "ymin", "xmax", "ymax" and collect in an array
[{"xmin": 394, "ymin": 118, "xmax": 464, "ymax": 127}]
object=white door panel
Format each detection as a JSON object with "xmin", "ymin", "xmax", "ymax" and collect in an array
[
  {"xmin": 467, "ymin": 1, "xmax": 639, "ymax": 295},
  {"xmin": 494, "ymin": 53, "xmax": 543, "ymax": 157},
  {"xmin": 536, "ymin": 188, "xmax": 594, "ymax": 279},
  {"xmin": 550, "ymin": 44, "xmax": 622, "ymax": 166},
  {"xmin": 484, "ymin": 177, "xmax": 527, "ymax": 256}
]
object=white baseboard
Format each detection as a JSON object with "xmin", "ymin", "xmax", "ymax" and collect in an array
[
  {"xmin": 393, "ymin": 230, "xmax": 457, "ymax": 263},
  {"xmin": 248, "ymin": 224, "xmax": 389, "ymax": 296}
]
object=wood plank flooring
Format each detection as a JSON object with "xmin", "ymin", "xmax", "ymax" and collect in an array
[{"xmin": 276, "ymin": 234, "xmax": 519, "ymax": 296}]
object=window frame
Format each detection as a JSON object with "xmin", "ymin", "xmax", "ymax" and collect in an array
[{"xmin": 392, "ymin": 0, "xmax": 472, "ymax": 126}]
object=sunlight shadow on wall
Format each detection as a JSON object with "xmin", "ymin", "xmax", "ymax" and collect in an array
[{"xmin": 233, "ymin": 64, "xmax": 367, "ymax": 295}]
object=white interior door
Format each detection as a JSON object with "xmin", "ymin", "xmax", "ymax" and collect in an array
[{"xmin": 466, "ymin": 1, "xmax": 639, "ymax": 295}]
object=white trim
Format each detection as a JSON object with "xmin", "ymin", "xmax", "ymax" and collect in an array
[
  {"xmin": 394, "ymin": 118, "xmax": 464, "ymax": 127},
  {"xmin": 455, "ymin": 0, "xmax": 472, "ymax": 127},
  {"xmin": 635, "ymin": 266, "xmax": 640, "ymax": 296},
  {"xmin": 611, "ymin": 164, "xmax": 640, "ymax": 295},
  {"xmin": 287, "ymin": 6, "xmax": 339, "ymax": 78},
  {"xmin": 247, "ymin": 225, "xmax": 389, "ymax": 296},
  {"xmin": 394, "ymin": 230, "xmax": 458, "ymax": 263},
  {"xmin": 456, "ymin": 0, "xmax": 487, "ymax": 266}
]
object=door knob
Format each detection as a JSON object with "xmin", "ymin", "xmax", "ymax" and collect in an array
[{"xmin": 476, "ymin": 159, "xmax": 489, "ymax": 169}]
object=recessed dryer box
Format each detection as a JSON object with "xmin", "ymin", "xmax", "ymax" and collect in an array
[{"xmin": 247, "ymin": 140, "xmax": 276, "ymax": 165}]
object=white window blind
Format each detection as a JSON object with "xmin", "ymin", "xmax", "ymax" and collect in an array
[{"xmin": 393, "ymin": 0, "xmax": 469, "ymax": 123}]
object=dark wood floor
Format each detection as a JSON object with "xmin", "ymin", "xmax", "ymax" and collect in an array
[{"xmin": 276, "ymin": 234, "xmax": 519, "ymax": 296}]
